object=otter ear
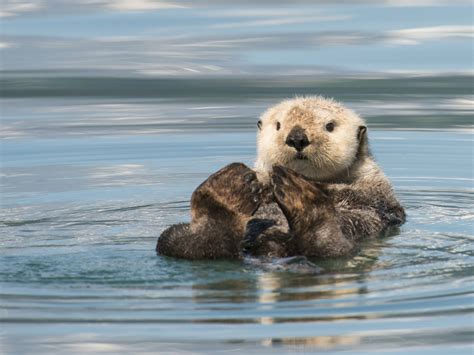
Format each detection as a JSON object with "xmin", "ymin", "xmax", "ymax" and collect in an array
[
  {"xmin": 356, "ymin": 125, "xmax": 369, "ymax": 159},
  {"xmin": 257, "ymin": 120, "xmax": 262, "ymax": 130},
  {"xmin": 358, "ymin": 125, "xmax": 367, "ymax": 141}
]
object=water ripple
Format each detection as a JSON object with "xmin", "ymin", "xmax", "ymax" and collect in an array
[{"xmin": 1, "ymin": 129, "xmax": 473, "ymax": 353}]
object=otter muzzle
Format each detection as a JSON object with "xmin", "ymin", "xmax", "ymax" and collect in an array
[{"xmin": 285, "ymin": 126, "xmax": 310, "ymax": 152}]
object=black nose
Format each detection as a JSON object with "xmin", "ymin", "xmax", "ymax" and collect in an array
[{"xmin": 285, "ymin": 126, "xmax": 310, "ymax": 151}]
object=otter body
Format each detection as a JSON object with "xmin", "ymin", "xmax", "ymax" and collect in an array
[{"xmin": 157, "ymin": 97, "xmax": 405, "ymax": 260}]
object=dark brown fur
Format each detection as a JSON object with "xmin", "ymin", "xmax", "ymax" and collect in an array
[
  {"xmin": 156, "ymin": 163, "xmax": 263, "ymax": 259},
  {"xmin": 156, "ymin": 163, "xmax": 405, "ymax": 260}
]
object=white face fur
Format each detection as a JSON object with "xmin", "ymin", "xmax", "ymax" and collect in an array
[{"xmin": 254, "ymin": 96, "xmax": 366, "ymax": 182}]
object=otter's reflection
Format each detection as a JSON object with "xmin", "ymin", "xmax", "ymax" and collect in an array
[
  {"xmin": 190, "ymin": 237, "xmax": 385, "ymax": 309},
  {"xmin": 256, "ymin": 271, "xmax": 280, "ymax": 325}
]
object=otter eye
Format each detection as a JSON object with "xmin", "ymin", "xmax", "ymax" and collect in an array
[
  {"xmin": 276, "ymin": 122, "xmax": 281, "ymax": 130},
  {"xmin": 325, "ymin": 122, "xmax": 335, "ymax": 132},
  {"xmin": 257, "ymin": 120, "xmax": 262, "ymax": 130}
]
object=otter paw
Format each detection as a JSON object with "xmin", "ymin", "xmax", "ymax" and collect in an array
[
  {"xmin": 194, "ymin": 163, "xmax": 263, "ymax": 218},
  {"xmin": 243, "ymin": 219, "xmax": 292, "ymax": 257},
  {"xmin": 271, "ymin": 165, "xmax": 328, "ymax": 223},
  {"xmin": 242, "ymin": 218, "xmax": 276, "ymax": 251}
]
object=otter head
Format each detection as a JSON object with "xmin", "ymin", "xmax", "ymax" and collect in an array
[{"xmin": 255, "ymin": 96, "xmax": 368, "ymax": 182}]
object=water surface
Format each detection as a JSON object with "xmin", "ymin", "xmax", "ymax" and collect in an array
[{"xmin": 1, "ymin": 79, "xmax": 473, "ymax": 354}]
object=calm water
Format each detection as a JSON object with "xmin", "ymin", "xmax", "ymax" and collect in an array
[{"xmin": 1, "ymin": 77, "xmax": 473, "ymax": 354}]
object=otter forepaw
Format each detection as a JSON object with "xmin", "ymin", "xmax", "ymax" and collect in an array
[{"xmin": 243, "ymin": 219, "xmax": 293, "ymax": 257}]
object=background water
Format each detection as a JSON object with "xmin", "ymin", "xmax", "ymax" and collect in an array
[
  {"xmin": 1, "ymin": 0, "xmax": 474, "ymax": 353},
  {"xmin": 1, "ymin": 77, "xmax": 473, "ymax": 354}
]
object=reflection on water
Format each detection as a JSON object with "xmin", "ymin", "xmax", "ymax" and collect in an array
[{"xmin": 0, "ymin": 78, "xmax": 473, "ymax": 354}]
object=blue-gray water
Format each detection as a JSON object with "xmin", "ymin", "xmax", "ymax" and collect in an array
[{"xmin": 1, "ymin": 77, "xmax": 473, "ymax": 354}]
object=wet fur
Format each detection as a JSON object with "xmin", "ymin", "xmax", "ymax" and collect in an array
[
  {"xmin": 156, "ymin": 97, "xmax": 405, "ymax": 260},
  {"xmin": 156, "ymin": 163, "xmax": 262, "ymax": 259}
]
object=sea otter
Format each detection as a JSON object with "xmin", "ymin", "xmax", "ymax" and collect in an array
[{"xmin": 156, "ymin": 96, "xmax": 405, "ymax": 259}]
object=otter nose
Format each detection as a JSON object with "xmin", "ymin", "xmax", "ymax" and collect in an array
[{"xmin": 285, "ymin": 126, "xmax": 310, "ymax": 151}]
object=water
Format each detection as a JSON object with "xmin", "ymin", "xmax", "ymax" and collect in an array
[{"xmin": 1, "ymin": 77, "xmax": 473, "ymax": 354}]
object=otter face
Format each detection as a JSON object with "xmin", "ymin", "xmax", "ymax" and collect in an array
[{"xmin": 255, "ymin": 96, "xmax": 366, "ymax": 181}]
